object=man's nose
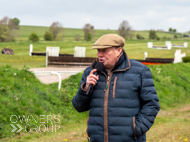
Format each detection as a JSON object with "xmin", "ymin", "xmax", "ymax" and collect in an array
[{"xmin": 97, "ymin": 50, "xmax": 103, "ymax": 56}]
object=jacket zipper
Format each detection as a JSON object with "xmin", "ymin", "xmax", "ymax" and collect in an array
[
  {"xmin": 104, "ymin": 71, "xmax": 112, "ymax": 142},
  {"xmin": 112, "ymin": 77, "xmax": 117, "ymax": 98}
]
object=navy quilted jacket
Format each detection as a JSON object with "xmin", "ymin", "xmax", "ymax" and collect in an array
[{"xmin": 72, "ymin": 53, "xmax": 160, "ymax": 142}]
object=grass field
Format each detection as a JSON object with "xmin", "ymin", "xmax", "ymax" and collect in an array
[{"xmin": 0, "ymin": 26, "xmax": 190, "ymax": 68}]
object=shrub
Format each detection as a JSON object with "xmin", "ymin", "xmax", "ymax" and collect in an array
[
  {"xmin": 86, "ymin": 32, "xmax": 91, "ymax": 41},
  {"xmin": 28, "ymin": 32, "xmax": 39, "ymax": 42},
  {"xmin": 136, "ymin": 34, "xmax": 144, "ymax": 40},
  {"xmin": 149, "ymin": 29, "xmax": 157, "ymax": 40},
  {"xmin": 182, "ymin": 56, "xmax": 190, "ymax": 63},
  {"xmin": 44, "ymin": 31, "xmax": 53, "ymax": 41},
  {"xmin": 174, "ymin": 34, "xmax": 178, "ymax": 39},
  {"xmin": 156, "ymin": 36, "xmax": 160, "ymax": 41},
  {"xmin": 75, "ymin": 34, "xmax": 81, "ymax": 41}
]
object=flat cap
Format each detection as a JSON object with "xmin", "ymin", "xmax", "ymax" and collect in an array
[{"xmin": 92, "ymin": 34, "xmax": 125, "ymax": 49}]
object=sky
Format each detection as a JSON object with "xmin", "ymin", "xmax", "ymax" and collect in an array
[{"xmin": 1, "ymin": 0, "xmax": 190, "ymax": 32}]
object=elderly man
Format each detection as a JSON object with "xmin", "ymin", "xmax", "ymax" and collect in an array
[{"xmin": 72, "ymin": 34, "xmax": 160, "ymax": 142}]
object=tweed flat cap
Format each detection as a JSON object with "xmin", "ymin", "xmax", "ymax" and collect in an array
[{"xmin": 92, "ymin": 34, "xmax": 125, "ymax": 49}]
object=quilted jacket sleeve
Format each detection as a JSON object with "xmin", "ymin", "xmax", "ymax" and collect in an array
[
  {"xmin": 72, "ymin": 68, "xmax": 92, "ymax": 112},
  {"xmin": 135, "ymin": 66, "xmax": 160, "ymax": 136}
]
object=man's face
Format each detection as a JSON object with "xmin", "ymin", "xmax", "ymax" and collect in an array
[{"xmin": 97, "ymin": 47, "xmax": 122, "ymax": 70}]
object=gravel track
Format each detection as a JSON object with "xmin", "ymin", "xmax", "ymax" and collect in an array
[{"xmin": 29, "ymin": 66, "xmax": 87, "ymax": 84}]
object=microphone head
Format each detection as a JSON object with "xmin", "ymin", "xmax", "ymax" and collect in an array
[{"xmin": 95, "ymin": 62, "xmax": 104, "ymax": 72}]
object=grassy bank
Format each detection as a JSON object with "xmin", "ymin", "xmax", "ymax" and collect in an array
[
  {"xmin": 1, "ymin": 63, "xmax": 190, "ymax": 141},
  {"xmin": 0, "ymin": 65, "xmax": 87, "ymax": 139}
]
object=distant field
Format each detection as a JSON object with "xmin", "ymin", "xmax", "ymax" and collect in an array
[{"xmin": 0, "ymin": 25, "xmax": 190, "ymax": 68}]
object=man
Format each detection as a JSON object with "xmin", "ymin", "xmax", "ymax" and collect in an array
[{"xmin": 72, "ymin": 34, "xmax": 160, "ymax": 142}]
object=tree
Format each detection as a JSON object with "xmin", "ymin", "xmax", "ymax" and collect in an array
[
  {"xmin": 86, "ymin": 33, "xmax": 91, "ymax": 41},
  {"xmin": 49, "ymin": 22, "xmax": 63, "ymax": 40},
  {"xmin": 118, "ymin": 20, "xmax": 133, "ymax": 39},
  {"xmin": 8, "ymin": 17, "xmax": 20, "ymax": 29},
  {"xmin": 29, "ymin": 32, "xmax": 39, "ymax": 42},
  {"xmin": 0, "ymin": 24, "xmax": 9, "ymax": 42},
  {"xmin": 149, "ymin": 30, "xmax": 157, "ymax": 39},
  {"xmin": 169, "ymin": 28, "xmax": 173, "ymax": 33},
  {"xmin": 168, "ymin": 28, "xmax": 177, "ymax": 33},
  {"xmin": 0, "ymin": 16, "xmax": 17, "ymax": 42},
  {"xmin": 83, "ymin": 23, "xmax": 94, "ymax": 41},
  {"xmin": 44, "ymin": 31, "xmax": 53, "ymax": 41}
]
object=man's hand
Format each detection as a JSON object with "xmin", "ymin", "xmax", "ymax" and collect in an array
[{"xmin": 84, "ymin": 69, "xmax": 99, "ymax": 91}]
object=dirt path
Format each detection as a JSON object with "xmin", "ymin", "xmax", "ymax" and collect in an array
[{"xmin": 29, "ymin": 66, "xmax": 87, "ymax": 84}]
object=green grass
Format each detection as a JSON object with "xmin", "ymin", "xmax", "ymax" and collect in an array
[
  {"xmin": 0, "ymin": 25, "xmax": 190, "ymax": 69},
  {"xmin": 0, "ymin": 65, "xmax": 87, "ymax": 139},
  {"xmin": 149, "ymin": 63, "xmax": 190, "ymax": 109},
  {"xmin": 0, "ymin": 63, "xmax": 190, "ymax": 141}
]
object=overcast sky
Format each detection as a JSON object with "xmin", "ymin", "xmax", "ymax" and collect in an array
[{"xmin": 1, "ymin": 0, "xmax": 190, "ymax": 32}]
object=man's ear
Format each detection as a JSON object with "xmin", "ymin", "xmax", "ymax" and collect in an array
[{"xmin": 117, "ymin": 47, "xmax": 123, "ymax": 57}]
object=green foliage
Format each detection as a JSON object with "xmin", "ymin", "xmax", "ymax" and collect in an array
[
  {"xmin": 55, "ymin": 33, "xmax": 64, "ymax": 41},
  {"xmin": 44, "ymin": 31, "xmax": 53, "ymax": 41},
  {"xmin": 1, "ymin": 63, "xmax": 190, "ymax": 139},
  {"xmin": 12, "ymin": 18, "xmax": 20, "ymax": 26},
  {"xmin": 28, "ymin": 32, "xmax": 39, "ymax": 42},
  {"xmin": 169, "ymin": 27, "xmax": 177, "ymax": 33},
  {"xmin": 8, "ymin": 17, "xmax": 20, "ymax": 29},
  {"xmin": 149, "ymin": 63, "xmax": 190, "ymax": 109},
  {"xmin": 174, "ymin": 34, "xmax": 178, "ymax": 39},
  {"xmin": 182, "ymin": 56, "xmax": 190, "ymax": 63},
  {"xmin": 149, "ymin": 29, "xmax": 157, "ymax": 39},
  {"xmin": 0, "ymin": 24, "xmax": 9, "ymax": 42},
  {"xmin": 156, "ymin": 36, "xmax": 160, "ymax": 41},
  {"xmin": 136, "ymin": 34, "xmax": 144, "ymax": 40},
  {"xmin": 0, "ymin": 65, "xmax": 87, "ymax": 139},
  {"xmin": 86, "ymin": 32, "xmax": 91, "ymax": 41}
]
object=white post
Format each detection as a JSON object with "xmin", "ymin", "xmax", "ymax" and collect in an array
[
  {"xmin": 29, "ymin": 44, "xmax": 33, "ymax": 56},
  {"xmin": 174, "ymin": 50, "xmax": 186, "ymax": 63},
  {"xmin": 74, "ymin": 46, "xmax": 86, "ymax": 57},
  {"xmin": 51, "ymin": 72, "xmax": 62, "ymax": 91},
  {"xmin": 46, "ymin": 51, "xmax": 49, "ymax": 67},
  {"xmin": 147, "ymin": 42, "xmax": 153, "ymax": 48},
  {"xmin": 144, "ymin": 52, "xmax": 148, "ymax": 60},
  {"xmin": 165, "ymin": 41, "xmax": 171, "ymax": 46},
  {"xmin": 184, "ymin": 42, "xmax": 188, "ymax": 48},
  {"xmin": 167, "ymin": 43, "xmax": 172, "ymax": 50}
]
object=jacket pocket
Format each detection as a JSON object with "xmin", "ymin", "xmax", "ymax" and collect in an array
[
  {"xmin": 133, "ymin": 117, "xmax": 137, "ymax": 139},
  {"xmin": 86, "ymin": 116, "xmax": 90, "ymax": 137},
  {"xmin": 112, "ymin": 77, "xmax": 117, "ymax": 98}
]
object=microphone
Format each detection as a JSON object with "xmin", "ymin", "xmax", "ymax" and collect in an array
[{"xmin": 86, "ymin": 62, "xmax": 104, "ymax": 95}]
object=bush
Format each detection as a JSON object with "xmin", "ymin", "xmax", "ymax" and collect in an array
[
  {"xmin": 174, "ymin": 34, "xmax": 178, "ymax": 39},
  {"xmin": 156, "ymin": 36, "xmax": 160, "ymax": 41},
  {"xmin": 44, "ymin": 31, "xmax": 53, "ymax": 41},
  {"xmin": 149, "ymin": 29, "xmax": 157, "ymax": 40},
  {"xmin": 75, "ymin": 34, "xmax": 81, "ymax": 41},
  {"xmin": 86, "ymin": 32, "xmax": 91, "ymax": 41},
  {"xmin": 28, "ymin": 32, "xmax": 39, "ymax": 42},
  {"xmin": 136, "ymin": 34, "xmax": 144, "ymax": 40},
  {"xmin": 182, "ymin": 56, "xmax": 190, "ymax": 63}
]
